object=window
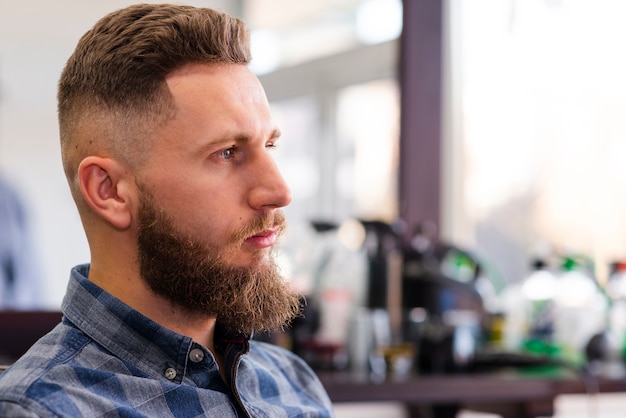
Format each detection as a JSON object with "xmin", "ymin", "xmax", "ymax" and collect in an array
[{"xmin": 446, "ymin": 0, "xmax": 626, "ymax": 284}]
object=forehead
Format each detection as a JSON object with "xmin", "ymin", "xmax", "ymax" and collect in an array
[
  {"xmin": 163, "ymin": 63, "xmax": 273, "ymax": 142},
  {"xmin": 150, "ymin": 63, "xmax": 275, "ymax": 159},
  {"xmin": 166, "ymin": 63, "xmax": 269, "ymax": 108}
]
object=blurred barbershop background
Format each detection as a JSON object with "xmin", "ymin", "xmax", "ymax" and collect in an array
[{"xmin": 4, "ymin": 1, "xmax": 626, "ymax": 417}]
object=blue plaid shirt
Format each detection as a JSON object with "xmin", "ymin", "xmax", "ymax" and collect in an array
[{"xmin": 0, "ymin": 264, "xmax": 333, "ymax": 417}]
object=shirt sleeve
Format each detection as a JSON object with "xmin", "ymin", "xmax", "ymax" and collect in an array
[{"xmin": 0, "ymin": 401, "xmax": 41, "ymax": 418}]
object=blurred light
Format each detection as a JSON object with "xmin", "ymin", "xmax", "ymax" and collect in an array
[
  {"xmin": 521, "ymin": 270, "xmax": 557, "ymax": 300},
  {"xmin": 554, "ymin": 270, "xmax": 597, "ymax": 308},
  {"xmin": 356, "ymin": 0, "xmax": 403, "ymax": 45},
  {"xmin": 249, "ymin": 29, "xmax": 281, "ymax": 75},
  {"xmin": 279, "ymin": 156, "xmax": 319, "ymax": 199},
  {"xmin": 337, "ymin": 219, "xmax": 366, "ymax": 251}
]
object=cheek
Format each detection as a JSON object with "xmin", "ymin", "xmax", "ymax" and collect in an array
[
  {"xmin": 169, "ymin": 194, "xmax": 234, "ymax": 242},
  {"xmin": 148, "ymin": 172, "xmax": 245, "ymax": 241}
]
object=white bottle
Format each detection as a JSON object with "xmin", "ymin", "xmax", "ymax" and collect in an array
[
  {"xmin": 502, "ymin": 258, "xmax": 557, "ymax": 353},
  {"xmin": 607, "ymin": 262, "xmax": 626, "ymax": 342},
  {"xmin": 604, "ymin": 261, "xmax": 626, "ymax": 374},
  {"xmin": 521, "ymin": 259, "xmax": 558, "ymax": 350},
  {"xmin": 553, "ymin": 256, "xmax": 608, "ymax": 364}
]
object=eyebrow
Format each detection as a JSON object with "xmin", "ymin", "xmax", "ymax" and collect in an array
[
  {"xmin": 266, "ymin": 128, "xmax": 282, "ymax": 142},
  {"xmin": 229, "ymin": 128, "xmax": 281, "ymax": 145},
  {"xmin": 231, "ymin": 128, "xmax": 280, "ymax": 142}
]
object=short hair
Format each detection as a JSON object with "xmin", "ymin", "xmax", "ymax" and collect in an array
[{"xmin": 58, "ymin": 3, "xmax": 251, "ymax": 206}]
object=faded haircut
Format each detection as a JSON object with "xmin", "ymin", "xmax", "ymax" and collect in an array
[{"xmin": 57, "ymin": 3, "xmax": 251, "ymax": 206}]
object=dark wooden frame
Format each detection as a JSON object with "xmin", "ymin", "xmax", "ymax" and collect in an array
[{"xmin": 399, "ymin": 0, "xmax": 443, "ymax": 236}]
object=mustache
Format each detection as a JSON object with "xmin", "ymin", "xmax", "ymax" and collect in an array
[{"xmin": 229, "ymin": 210, "xmax": 287, "ymax": 245}]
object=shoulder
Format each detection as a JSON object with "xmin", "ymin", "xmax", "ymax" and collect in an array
[
  {"xmin": 0, "ymin": 320, "xmax": 77, "ymax": 380},
  {"xmin": 0, "ymin": 321, "xmax": 95, "ymax": 416}
]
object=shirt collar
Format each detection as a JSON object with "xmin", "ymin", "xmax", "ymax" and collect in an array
[
  {"xmin": 62, "ymin": 264, "xmax": 199, "ymax": 379},
  {"xmin": 62, "ymin": 264, "xmax": 252, "ymax": 380}
]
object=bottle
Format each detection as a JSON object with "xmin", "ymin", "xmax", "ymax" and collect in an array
[
  {"xmin": 501, "ymin": 258, "xmax": 556, "ymax": 354},
  {"xmin": 313, "ymin": 220, "xmax": 368, "ymax": 369},
  {"xmin": 520, "ymin": 258, "xmax": 558, "ymax": 355},
  {"xmin": 607, "ymin": 261, "xmax": 626, "ymax": 344},
  {"xmin": 553, "ymin": 256, "xmax": 608, "ymax": 365},
  {"xmin": 603, "ymin": 261, "xmax": 626, "ymax": 375},
  {"xmin": 501, "ymin": 279, "xmax": 525, "ymax": 352}
]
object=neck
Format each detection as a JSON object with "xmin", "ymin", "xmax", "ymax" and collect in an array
[{"xmin": 155, "ymin": 302, "xmax": 218, "ymax": 350}]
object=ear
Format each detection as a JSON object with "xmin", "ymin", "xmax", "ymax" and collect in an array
[{"xmin": 77, "ymin": 156, "xmax": 133, "ymax": 229}]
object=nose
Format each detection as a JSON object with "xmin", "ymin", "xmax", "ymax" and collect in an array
[{"xmin": 247, "ymin": 152, "xmax": 292, "ymax": 210}]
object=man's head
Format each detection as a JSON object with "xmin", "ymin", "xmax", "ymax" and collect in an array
[
  {"xmin": 58, "ymin": 4, "xmax": 300, "ymax": 334},
  {"xmin": 59, "ymin": 4, "xmax": 250, "ymax": 204}
]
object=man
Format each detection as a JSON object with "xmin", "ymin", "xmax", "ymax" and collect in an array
[{"xmin": 0, "ymin": 4, "xmax": 333, "ymax": 417}]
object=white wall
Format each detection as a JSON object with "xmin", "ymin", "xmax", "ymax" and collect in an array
[{"xmin": 0, "ymin": 0, "xmax": 237, "ymax": 308}]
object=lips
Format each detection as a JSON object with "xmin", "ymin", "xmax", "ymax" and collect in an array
[{"xmin": 244, "ymin": 228, "xmax": 278, "ymax": 249}]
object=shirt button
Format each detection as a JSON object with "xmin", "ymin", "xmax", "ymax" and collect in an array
[
  {"xmin": 164, "ymin": 367, "xmax": 177, "ymax": 380},
  {"xmin": 189, "ymin": 348, "xmax": 205, "ymax": 363}
]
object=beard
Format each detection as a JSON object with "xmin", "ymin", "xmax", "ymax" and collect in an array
[{"xmin": 135, "ymin": 187, "xmax": 301, "ymax": 335}]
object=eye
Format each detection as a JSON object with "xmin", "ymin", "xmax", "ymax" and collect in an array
[
  {"xmin": 218, "ymin": 146, "xmax": 237, "ymax": 160},
  {"xmin": 266, "ymin": 142, "xmax": 278, "ymax": 151}
]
